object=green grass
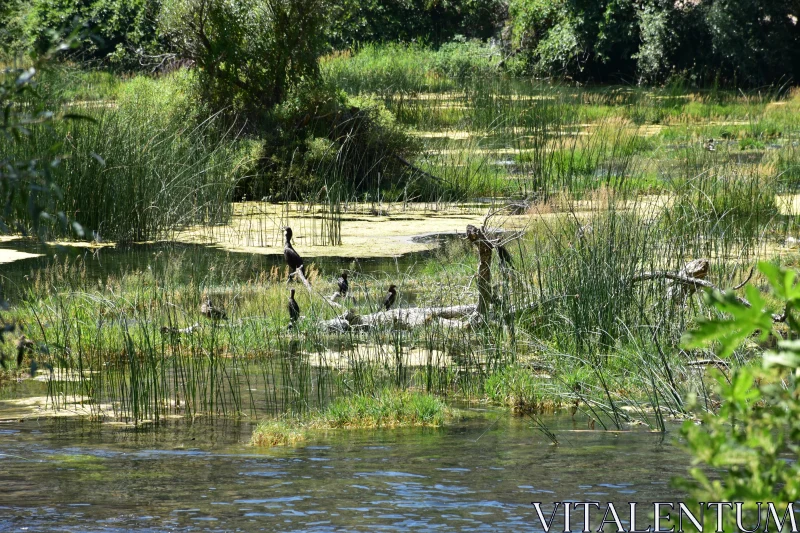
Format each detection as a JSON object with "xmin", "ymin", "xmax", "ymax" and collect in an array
[
  {"xmin": 251, "ymin": 419, "xmax": 307, "ymax": 447},
  {"xmin": 250, "ymin": 390, "xmax": 450, "ymax": 447},
  {"xmin": 321, "ymin": 389, "xmax": 449, "ymax": 428}
]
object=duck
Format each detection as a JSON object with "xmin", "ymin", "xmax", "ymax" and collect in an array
[
  {"xmin": 200, "ymin": 297, "xmax": 227, "ymax": 321},
  {"xmin": 383, "ymin": 285, "xmax": 397, "ymax": 311},
  {"xmin": 288, "ymin": 288, "xmax": 300, "ymax": 327},
  {"xmin": 283, "ymin": 227, "xmax": 306, "ymax": 283}
]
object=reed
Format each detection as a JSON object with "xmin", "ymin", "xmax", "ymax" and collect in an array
[{"xmin": 0, "ymin": 72, "xmax": 252, "ymax": 243}]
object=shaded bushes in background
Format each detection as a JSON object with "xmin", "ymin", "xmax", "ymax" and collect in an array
[
  {"xmin": 13, "ymin": 0, "xmax": 163, "ymax": 65},
  {"xmin": 237, "ymin": 82, "xmax": 421, "ymax": 201},
  {"xmin": 507, "ymin": 0, "xmax": 800, "ymax": 87},
  {"xmin": 327, "ymin": 0, "xmax": 507, "ymax": 49}
]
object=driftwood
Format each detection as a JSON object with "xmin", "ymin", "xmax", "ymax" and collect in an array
[
  {"xmin": 629, "ymin": 266, "xmax": 786, "ymax": 322},
  {"xmin": 466, "ymin": 224, "xmax": 494, "ymax": 325},
  {"xmin": 160, "ymin": 322, "xmax": 201, "ymax": 335},
  {"xmin": 395, "ymin": 154, "xmax": 445, "ymax": 184},
  {"xmin": 687, "ymin": 359, "xmax": 730, "ymax": 368},
  {"xmin": 320, "ymin": 305, "xmax": 476, "ymax": 332},
  {"xmin": 312, "ymin": 214, "xmax": 525, "ymax": 332}
]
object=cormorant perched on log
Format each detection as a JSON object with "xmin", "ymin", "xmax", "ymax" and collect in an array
[
  {"xmin": 337, "ymin": 272, "xmax": 349, "ymax": 297},
  {"xmin": 200, "ymin": 297, "xmax": 227, "ymax": 321},
  {"xmin": 496, "ymin": 245, "xmax": 514, "ymax": 270},
  {"xmin": 383, "ymin": 285, "xmax": 397, "ymax": 311},
  {"xmin": 283, "ymin": 227, "xmax": 306, "ymax": 283},
  {"xmin": 288, "ymin": 288, "xmax": 300, "ymax": 327}
]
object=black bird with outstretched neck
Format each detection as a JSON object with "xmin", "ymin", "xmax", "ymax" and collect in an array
[
  {"xmin": 200, "ymin": 297, "xmax": 227, "ymax": 321},
  {"xmin": 337, "ymin": 272, "xmax": 349, "ymax": 297},
  {"xmin": 283, "ymin": 227, "xmax": 306, "ymax": 283},
  {"xmin": 383, "ymin": 284, "xmax": 397, "ymax": 311},
  {"xmin": 288, "ymin": 289, "xmax": 301, "ymax": 327}
]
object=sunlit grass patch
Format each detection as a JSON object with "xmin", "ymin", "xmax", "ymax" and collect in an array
[
  {"xmin": 251, "ymin": 390, "xmax": 451, "ymax": 447},
  {"xmin": 251, "ymin": 419, "xmax": 307, "ymax": 447},
  {"xmin": 318, "ymin": 389, "xmax": 450, "ymax": 429}
]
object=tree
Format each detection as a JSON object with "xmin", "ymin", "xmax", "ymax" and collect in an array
[
  {"xmin": 160, "ymin": 0, "xmax": 330, "ymax": 119},
  {"xmin": 23, "ymin": 0, "xmax": 162, "ymax": 66},
  {"xmin": 508, "ymin": 0, "xmax": 800, "ymax": 86}
]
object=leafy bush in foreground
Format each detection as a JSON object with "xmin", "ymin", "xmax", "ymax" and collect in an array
[{"xmin": 679, "ymin": 262, "xmax": 800, "ymax": 528}]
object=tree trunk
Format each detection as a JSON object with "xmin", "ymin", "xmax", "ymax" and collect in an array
[{"xmin": 466, "ymin": 224, "xmax": 493, "ymax": 325}]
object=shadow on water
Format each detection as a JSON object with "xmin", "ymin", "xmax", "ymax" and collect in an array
[{"xmin": 0, "ymin": 414, "xmax": 687, "ymax": 532}]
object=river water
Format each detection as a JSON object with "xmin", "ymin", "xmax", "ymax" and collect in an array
[{"xmin": 0, "ymin": 413, "xmax": 687, "ymax": 533}]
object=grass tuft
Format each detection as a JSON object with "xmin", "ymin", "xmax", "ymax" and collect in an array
[
  {"xmin": 251, "ymin": 419, "xmax": 307, "ymax": 447},
  {"xmin": 251, "ymin": 390, "xmax": 450, "ymax": 447}
]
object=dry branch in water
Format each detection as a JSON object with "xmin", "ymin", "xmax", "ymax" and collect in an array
[{"xmin": 629, "ymin": 266, "xmax": 786, "ymax": 322}]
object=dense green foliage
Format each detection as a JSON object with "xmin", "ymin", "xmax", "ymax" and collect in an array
[
  {"xmin": 328, "ymin": 0, "xmax": 506, "ymax": 48},
  {"xmin": 159, "ymin": 0, "xmax": 328, "ymax": 118},
  {"xmin": 508, "ymin": 0, "xmax": 800, "ymax": 86},
  {"xmin": 679, "ymin": 263, "xmax": 800, "ymax": 527},
  {"xmin": 16, "ymin": 0, "xmax": 162, "ymax": 65},
  {"xmin": 0, "ymin": 42, "xmax": 83, "ymax": 238},
  {"xmin": 0, "ymin": 71, "xmax": 250, "ymax": 242}
]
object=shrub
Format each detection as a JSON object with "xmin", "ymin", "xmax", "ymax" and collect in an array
[
  {"xmin": 327, "ymin": 0, "xmax": 506, "ymax": 49},
  {"xmin": 508, "ymin": 0, "xmax": 800, "ymax": 87},
  {"xmin": 678, "ymin": 262, "xmax": 800, "ymax": 528},
  {"xmin": 22, "ymin": 0, "xmax": 162, "ymax": 66},
  {"xmin": 239, "ymin": 82, "xmax": 420, "ymax": 200},
  {"xmin": 159, "ymin": 0, "xmax": 329, "ymax": 120}
]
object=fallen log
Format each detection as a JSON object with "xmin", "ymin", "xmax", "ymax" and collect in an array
[
  {"xmin": 687, "ymin": 359, "xmax": 730, "ymax": 368},
  {"xmin": 629, "ymin": 268, "xmax": 786, "ymax": 322},
  {"xmin": 319, "ymin": 304, "xmax": 476, "ymax": 332}
]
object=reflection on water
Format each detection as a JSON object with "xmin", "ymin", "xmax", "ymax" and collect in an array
[{"xmin": 0, "ymin": 414, "xmax": 687, "ymax": 532}]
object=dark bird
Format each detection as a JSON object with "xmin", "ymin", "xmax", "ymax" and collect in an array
[
  {"xmin": 705, "ymin": 138, "xmax": 716, "ymax": 152},
  {"xmin": 383, "ymin": 285, "xmax": 397, "ymax": 311},
  {"xmin": 288, "ymin": 289, "xmax": 301, "ymax": 327},
  {"xmin": 496, "ymin": 245, "xmax": 514, "ymax": 269},
  {"xmin": 337, "ymin": 272, "xmax": 349, "ymax": 297},
  {"xmin": 200, "ymin": 297, "xmax": 227, "ymax": 321},
  {"xmin": 16, "ymin": 335, "xmax": 34, "ymax": 367},
  {"xmin": 283, "ymin": 227, "xmax": 306, "ymax": 283}
]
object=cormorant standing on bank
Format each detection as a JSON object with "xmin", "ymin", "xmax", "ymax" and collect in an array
[
  {"xmin": 283, "ymin": 227, "xmax": 306, "ymax": 283},
  {"xmin": 288, "ymin": 289, "xmax": 300, "ymax": 327},
  {"xmin": 337, "ymin": 272, "xmax": 349, "ymax": 297},
  {"xmin": 383, "ymin": 285, "xmax": 397, "ymax": 311}
]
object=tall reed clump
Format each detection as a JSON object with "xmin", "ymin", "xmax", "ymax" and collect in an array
[
  {"xmin": 0, "ymin": 72, "xmax": 255, "ymax": 243},
  {"xmin": 664, "ymin": 156, "xmax": 782, "ymax": 258}
]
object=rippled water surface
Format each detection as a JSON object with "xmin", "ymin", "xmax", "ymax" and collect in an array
[{"xmin": 0, "ymin": 414, "xmax": 687, "ymax": 532}]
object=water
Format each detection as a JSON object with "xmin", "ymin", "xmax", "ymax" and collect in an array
[
  {"xmin": 0, "ymin": 237, "xmax": 456, "ymax": 303},
  {"xmin": 0, "ymin": 414, "xmax": 688, "ymax": 532}
]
